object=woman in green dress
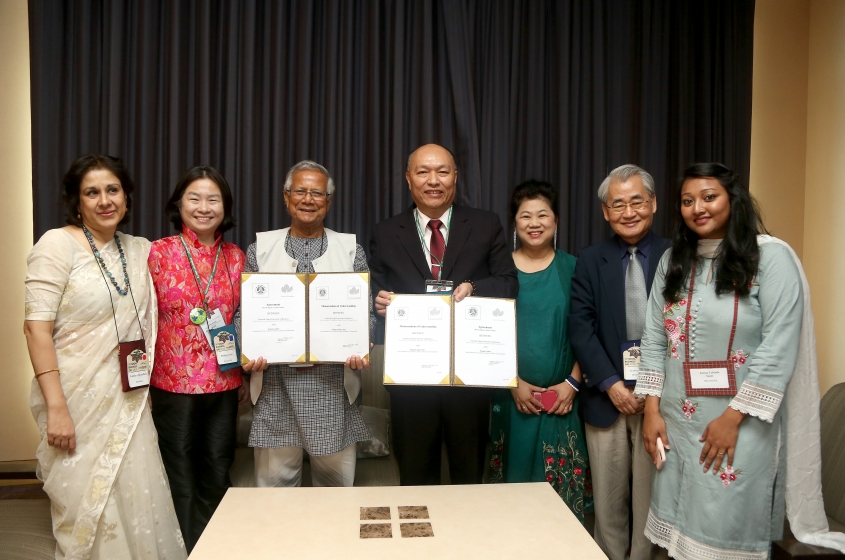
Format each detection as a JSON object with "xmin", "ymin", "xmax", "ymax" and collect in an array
[{"xmin": 489, "ymin": 180, "xmax": 593, "ymax": 522}]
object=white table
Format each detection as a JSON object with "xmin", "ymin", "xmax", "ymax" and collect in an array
[{"xmin": 191, "ymin": 482, "xmax": 607, "ymax": 559}]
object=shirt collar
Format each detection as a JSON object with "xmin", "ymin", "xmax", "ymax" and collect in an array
[
  {"xmin": 617, "ymin": 229, "xmax": 654, "ymax": 259},
  {"xmin": 181, "ymin": 224, "xmax": 222, "ymax": 251},
  {"xmin": 415, "ymin": 205, "xmax": 452, "ymax": 232}
]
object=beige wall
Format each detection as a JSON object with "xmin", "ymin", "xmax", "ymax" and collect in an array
[
  {"xmin": 803, "ymin": 0, "xmax": 845, "ymax": 395},
  {"xmin": 0, "ymin": 0, "xmax": 40, "ymax": 461},
  {"xmin": 749, "ymin": 0, "xmax": 810, "ymax": 257},
  {"xmin": 750, "ymin": 0, "xmax": 845, "ymax": 395}
]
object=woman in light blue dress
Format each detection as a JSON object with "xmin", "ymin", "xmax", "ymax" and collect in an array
[{"xmin": 634, "ymin": 163, "xmax": 844, "ymax": 559}]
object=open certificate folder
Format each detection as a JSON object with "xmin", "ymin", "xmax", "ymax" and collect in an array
[
  {"xmin": 383, "ymin": 294, "xmax": 518, "ymax": 387},
  {"xmin": 240, "ymin": 272, "xmax": 370, "ymax": 365}
]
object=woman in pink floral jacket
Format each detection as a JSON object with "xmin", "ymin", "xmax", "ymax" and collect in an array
[{"xmin": 148, "ymin": 166, "xmax": 246, "ymax": 553}]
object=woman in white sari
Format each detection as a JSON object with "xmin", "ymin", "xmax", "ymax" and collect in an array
[{"xmin": 23, "ymin": 154, "xmax": 186, "ymax": 559}]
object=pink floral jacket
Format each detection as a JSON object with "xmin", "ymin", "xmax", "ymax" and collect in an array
[{"xmin": 148, "ymin": 226, "xmax": 245, "ymax": 393}]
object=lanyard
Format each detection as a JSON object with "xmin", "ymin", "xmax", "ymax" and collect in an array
[
  {"xmin": 414, "ymin": 206, "xmax": 453, "ymax": 280},
  {"xmin": 179, "ymin": 234, "xmax": 222, "ymax": 311},
  {"xmin": 684, "ymin": 260, "xmax": 739, "ymax": 363}
]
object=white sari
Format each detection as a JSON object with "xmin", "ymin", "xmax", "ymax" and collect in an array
[{"xmin": 25, "ymin": 229, "xmax": 185, "ymax": 560}]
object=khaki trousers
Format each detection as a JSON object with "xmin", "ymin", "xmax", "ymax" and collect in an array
[
  {"xmin": 585, "ymin": 414, "xmax": 657, "ymax": 560},
  {"xmin": 254, "ymin": 443, "xmax": 358, "ymax": 487}
]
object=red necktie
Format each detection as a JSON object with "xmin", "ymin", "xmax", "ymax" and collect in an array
[{"xmin": 428, "ymin": 219, "xmax": 445, "ymax": 278}]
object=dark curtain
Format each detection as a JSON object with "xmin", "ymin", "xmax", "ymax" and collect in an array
[{"xmin": 29, "ymin": 0, "xmax": 755, "ymax": 254}]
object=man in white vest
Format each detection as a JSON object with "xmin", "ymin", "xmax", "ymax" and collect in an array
[{"xmin": 241, "ymin": 160, "xmax": 372, "ymax": 487}]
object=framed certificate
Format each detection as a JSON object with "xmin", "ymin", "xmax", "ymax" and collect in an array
[
  {"xmin": 240, "ymin": 272, "xmax": 370, "ymax": 365},
  {"xmin": 383, "ymin": 294, "xmax": 517, "ymax": 388}
]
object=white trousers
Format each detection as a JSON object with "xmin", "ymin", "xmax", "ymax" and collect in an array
[
  {"xmin": 254, "ymin": 444, "xmax": 357, "ymax": 487},
  {"xmin": 585, "ymin": 413, "xmax": 658, "ymax": 560}
]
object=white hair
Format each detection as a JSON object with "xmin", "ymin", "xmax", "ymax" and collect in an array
[
  {"xmin": 597, "ymin": 164, "xmax": 655, "ymax": 204},
  {"xmin": 284, "ymin": 160, "xmax": 335, "ymax": 196}
]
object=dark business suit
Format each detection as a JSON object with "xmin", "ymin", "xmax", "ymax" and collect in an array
[
  {"xmin": 369, "ymin": 204, "xmax": 518, "ymax": 485},
  {"xmin": 569, "ymin": 232, "xmax": 671, "ymax": 560},
  {"xmin": 569, "ymin": 233, "xmax": 671, "ymax": 427}
]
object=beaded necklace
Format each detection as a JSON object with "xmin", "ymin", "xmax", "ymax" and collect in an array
[{"xmin": 83, "ymin": 225, "xmax": 130, "ymax": 296}]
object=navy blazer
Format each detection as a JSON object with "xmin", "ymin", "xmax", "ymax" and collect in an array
[
  {"xmin": 568, "ymin": 234, "xmax": 672, "ymax": 428},
  {"xmin": 368, "ymin": 204, "xmax": 519, "ymax": 343}
]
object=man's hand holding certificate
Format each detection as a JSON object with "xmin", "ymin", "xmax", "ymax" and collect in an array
[
  {"xmin": 383, "ymin": 294, "xmax": 517, "ymax": 388},
  {"xmin": 240, "ymin": 272, "xmax": 370, "ymax": 364}
]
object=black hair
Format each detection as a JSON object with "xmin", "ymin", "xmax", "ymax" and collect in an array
[
  {"xmin": 509, "ymin": 179, "xmax": 559, "ymax": 223},
  {"xmin": 662, "ymin": 163, "xmax": 767, "ymax": 303},
  {"xmin": 62, "ymin": 154, "xmax": 134, "ymax": 227},
  {"xmin": 165, "ymin": 165, "xmax": 236, "ymax": 233}
]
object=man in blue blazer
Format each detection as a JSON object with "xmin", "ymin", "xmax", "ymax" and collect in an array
[{"xmin": 569, "ymin": 164, "xmax": 671, "ymax": 560}]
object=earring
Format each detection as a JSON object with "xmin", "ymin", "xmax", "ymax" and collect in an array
[
  {"xmin": 513, "ymin": 231, "xmax": 517, "ymax": 250},
  {"xmin": 554, "ymin": 230, "xmax": 558, "ymax": 250}
]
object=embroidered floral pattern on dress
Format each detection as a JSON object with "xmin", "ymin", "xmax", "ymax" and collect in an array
[
  {"xmin": 717, "ymin": 465, "xmax": 742, "ymax": 487},
  {"xmin": 541, "ymin": 432, "xmax": 592, "ymax": 514},
  {"xmin": 662, "ymin": 298, "xmax": 688, "ymax": 359},
  {"xmin": 678, "ymin": 398, "xmax": 699, "ymax": 419},
  {"xmin": 730, "ymin": 349, "xmax": 750, "ymax": 370},
  {"xmin": 489, "ymin": 430, "xmax": 505, "ymax": 483}
]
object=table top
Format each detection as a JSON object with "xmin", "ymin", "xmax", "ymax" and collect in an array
[{"xmin": 191, "ymin": 482, "xmax": 607, "ymax": 559}]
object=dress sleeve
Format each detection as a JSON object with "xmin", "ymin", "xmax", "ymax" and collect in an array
[
  {"xmin": 729, "ymin": 243, "xmax": 803, "ymax": 422},
  {"xmin": 25, "ymin": 229, "xmax": 75, "ymax": 321},
  {"xmin": 634, "ymin": 253, "xmax": 670, "ymax": 398}
]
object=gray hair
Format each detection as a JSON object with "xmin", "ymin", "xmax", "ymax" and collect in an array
[
  {"xmin": 284, "ymin": 160, "xmax": 336, "ymax": 196},
  {"xmin": 597, "ymin": 164, "xmax": 655, "ymax": 204}
]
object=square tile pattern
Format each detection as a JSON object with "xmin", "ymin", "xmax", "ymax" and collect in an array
[{"xmin": 359, "ymin": 506, "xmax": 433, "ymax": 539}]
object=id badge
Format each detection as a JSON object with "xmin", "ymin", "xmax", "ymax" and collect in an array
[
  {"xmin": 683, "ymin": 360, "xmax": 737, "ymax": 396},
  {"xmin": 621, "ymin": 340, "xmax": 641, "ymax": 381},
  {"xmin": 210, "ymin": 324, "xmax": 241, "ymax": 372},
  {"xmin": 206, "ymin": 308, "xmax": 226, "ymax": 330},
  {"xmin": 425, "ymin": 280, "xmax": 454, "ymax": 294},
  {"xmin": 119, "ymin": 339, "xmax": 150, "ymax": 392}
]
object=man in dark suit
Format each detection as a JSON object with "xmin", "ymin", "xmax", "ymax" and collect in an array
[
  {"xmin": 569, "ymin": 164, "xmax": 671, "ymax": 560},
  {"xmin": 368, "ymin": 143, "xmax": 518, "ymax": 485}
]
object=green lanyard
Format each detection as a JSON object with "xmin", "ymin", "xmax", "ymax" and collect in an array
[
  {"xmin": 179, "ymin": 234, "xmax": 222, "ymax": 311},
  {"xmin": 414, "ymin": 205, "xmax": 453, "ymax": 280}
]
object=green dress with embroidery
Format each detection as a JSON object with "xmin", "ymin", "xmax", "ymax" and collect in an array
[
  {"xmin": 489, "ymin": 250, "xmax": 593, "ymax": 522},
  {"xmin": 634, "ymin": 242, "xmax": 803, "ymax": 560}
]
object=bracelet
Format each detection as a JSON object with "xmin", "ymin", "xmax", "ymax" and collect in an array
[
  {"xmin": 35, "ymin": 368, "xmax": 59, "ymax": 379},
  {"xmin": 461, "ymin": 279, "xmax": 477, "ymax": 295},
  {"xmin": 565, "ymin": 376, "xmax": 580, "ymax": 392}
]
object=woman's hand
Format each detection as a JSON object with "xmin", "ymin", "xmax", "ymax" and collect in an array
[
  {"xmin": 46, "ymin": 404, "xmax": 76, "ymax": 452},
  {"xmin": 642, "ymin": 396, "xmax": 669, "ymax": 466},
  {"xmin": 242, "ymin": 357, "xmax": 268, "ymax": 374},
  {"xmin": 375, "ymin": 290, "xmax": 392, "ymax": 317},
  {"xmin": 510, "ymin": 376, "xmax": 544, "ymax": 415},
  {"xmin": 699, "ymin": 407, "xmax": 746, "ymax": 473},
  {"xmin": 545, "ymin": 381, "xmax": 576, "ymax": 415}
]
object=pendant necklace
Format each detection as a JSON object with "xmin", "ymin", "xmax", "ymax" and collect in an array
[
  {"xmin": 83, "ymin": 225, "xmax": 130, "ymax": 295},
  {"xmin": 180, "ymin": 234, "xmax": 222, "ymax": 325}
]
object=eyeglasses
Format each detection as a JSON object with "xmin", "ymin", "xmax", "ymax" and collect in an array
[
  {"xmin": 605, "ymin": 199, "xmax": 651, "ymax": 214},
  {"xmin": 287, "ymin": 189, "xmax": 330, "ymax": 201}
]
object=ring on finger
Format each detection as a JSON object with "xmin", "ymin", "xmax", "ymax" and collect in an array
[{"xmin": 717, "ymin": 451, "xmax": 724, "ymax": 456}]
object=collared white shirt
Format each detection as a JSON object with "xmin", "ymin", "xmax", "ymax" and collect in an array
[{"xmin": 415, "ymin": 206, "xmax": 451, "ymax": 265}]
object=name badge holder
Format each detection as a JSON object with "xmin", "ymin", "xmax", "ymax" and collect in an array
[
  {"xmin": 620, "ymin": 340, "xmax": 641, "ymax": 382},
  {"xmin": 682, "ymin": 260, "xmax": 739, "ymax": 397},
  {"xmin": 95, "ymin": 262, "xmax": 149, "ymax": 392},
  {"xmin": 425, "ymin": 279, "xmax": 454, "ymax": 294}
]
